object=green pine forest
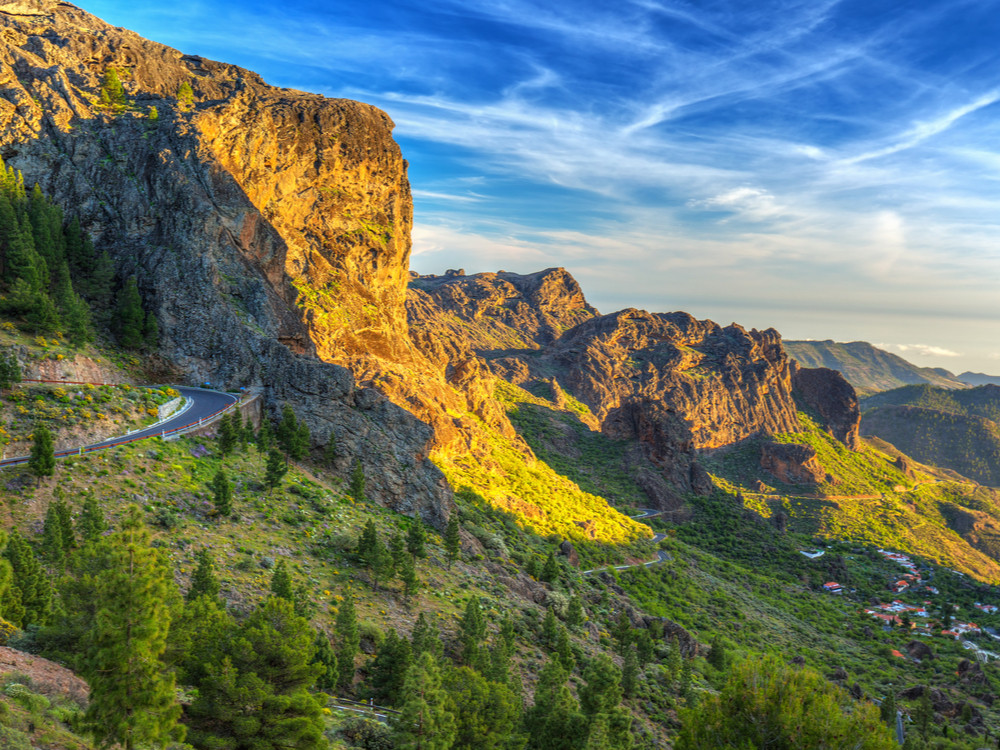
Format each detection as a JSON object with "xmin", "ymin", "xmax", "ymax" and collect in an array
[{"xmin": 3, "ymin": 172, "xmax": 1000, "ymax": 750}]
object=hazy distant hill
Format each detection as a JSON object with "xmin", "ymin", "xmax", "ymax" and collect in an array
[
  {"xmin": 784, "ymin": 340, "xmax": 967, "ymax": 395},
  {"xmin": 959, "ymin": 371, "xmax": 1000, "ymax": 386},
  {"xmin": 861, "ymin": 384, "xmax": 1000, "ymax": 486}
]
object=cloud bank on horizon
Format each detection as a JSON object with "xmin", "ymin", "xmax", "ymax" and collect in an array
[{"xmin": 85, "ymin": 0, "xmax": 1000, "ymax": 372}]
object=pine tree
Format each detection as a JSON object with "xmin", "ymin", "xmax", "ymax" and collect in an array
[
  {"xmin": 914, "ymin": 687, "xmax": 933, "ymax": 738},
  {"xmin": 880, "ymin": 687, "xmax": 897, "ymax": 728},
  {"xmin": 26, "ymin": 289, "xmax": 60, "ymax": 333},
  {"xmin": 0, "ymin": 351, "xmax": 21, "ymax": 390},
  {"xmin": 54, "ymin": 491, "xmax": 75, "ymax": 552},
  {"xmin": 665, "ymin": 636, "xmax": 681, "ymax": 684},
  {"xmin": 335, "ymin": 589, "xmax": 359, "ymax": 692},
  {"xmin": 612, "ymin": 610, "xmax": 632, "ymax": 656},
  {"xmin": 257, "ymin": 415, "xmax": 273, "ymax": 452},
  {"xmin": 567, "ymin": 594, "xmax": 585, "ymax": 630},
  {"xmin": 357, "ymin": 520, "xmax": 379, "ymax": 567},
  {"xmin": 323, "ymin": 433, "xmax": 337, "ymax": 467},
  {"xmin": 579, "ymin": 655, "xmax": 632, "ymax": 748},
  {"xmin": 389, "ymin": 532, "xmax": 407, "ymax": 575},
  {"xmin": 555, "ymin": 625, "xmax": 575, "ymax": 673},
  {"xmin": 78, "ymin": 494, "xmax": 108, "ymax": 544},
  {"xmin": 392, "ymin": 651, "xmax": 456, "ymax": 750},
  {"xmin": 187, "ymin": 549, "xmax": 221, "ymax": 603},
  {"xmin": 216, "ymin": 412, "xmax": 238, "ymax": 457},
  {"xmin": 349, "ymin": 459, "xmax": 366, "ymax": 502},
  {"xmin": 211, "ymin": 467, "xmax": 233, "ymax": 517},
  {"xmin": 28, "ymin": 424, "xmax": 55, "ymax": 483},
  {"xmin": 621, "ymin": 647, "xmax": 639, "ymax": 699},
  {"xmin": 4, "ymin": 529, "xmax": 52, "ymax": 627},
  {"xmin": 407, "ymin": 519, "xmax": 427, "ymax": 560},
  {"xmin": 42, "ymin": 501, "xmax": 67, "ymax": 563},
  {"xmin": 399, "ymin": 554, "xmax": 419, "ymax": 601},
  {"xmin": 143, "ymin": 310, "xmax": 159, "ymax": 349},
  {"xmin": 63, "ymin": 290, "xmax": 94, "ymax": 346},
  {"xmin": 487, "ymin": 636, "xmax": 511, "ymax": 686},
  {"xmin": 523, "ymin": 660, "xmax": 584, "ymax": 750},
  {"xmin": 170, "ymin": 593, "xmax": 232, "ymax": 689},
  {"xmin": 368, "ymin": 628, "xmax": 412, "ymax": 706},
  {"xmin": 444, "ymin": 666, "xmax": 520, "ymax": 750},
  {"xmin": 635, "ymin": 629, "xmax": 654, "ymax": 668},
  {"xmin": 312, "ymin": 630, "xmax": 339, "ymax": 692},
  {"xmin": 369, "ymin": 536, "xmax": 393, "ymax": 592},
  {"xmin": 411, "ymin": 611, "xmax": 441, "ymax": 660},
  {"xmin": 187, "ymin": 597, "xmax": 324, "ymax": 750},
  {"xmin": 100, "ymin": 67, "xmax": 127, "ymax": 109},
  {"xmin": 292, "ymin": 421, "xmax": 310, "ymax": 461},
  {"xmin": 541, "ymin": 608, "xmax": 559, "ymax": 648},
  {"xmin": 264, "ymin": 446, "xmax": 287, "ymax": 493},
  {"xmin": 115, "ymin": 277, "xmax": 145, "ymax": 349},
  {"xmin": 458, "ymin": 596, "xmax": 487, "ymax": 669},
  {"xmin": 82, "ymin": 506, "xmax": 183, "ymax": 749},
  {"xmin": 444, "ymin": 513, "xmax": 461, "ymax": 569},
  {"xmin": 270, "ymin": 560, "xmax": 294, "ymax": 601},
  {"xmin": 541, "ymin": 552, "xmax": 560, "ymax": 583},
  {"xmin": 277, "ymin": 404, "xmax": 297, "ymax": 453},
  {"xmin": 707, "ymin": 634, "xmax": 727, "ymax": 671}
]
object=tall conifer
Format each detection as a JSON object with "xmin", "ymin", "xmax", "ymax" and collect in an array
[{"xmin": 82, "ymin": 506, "xmax": 183, "ymax": 749}]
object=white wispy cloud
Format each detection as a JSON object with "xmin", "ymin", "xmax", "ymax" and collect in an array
[
  {"xmin": 842, "ymin": 89, "xmax": 1000, "ymax": 165},
  {"xmin": 875, "ymin": 343, "xmax": 962, "ymax": 358}
]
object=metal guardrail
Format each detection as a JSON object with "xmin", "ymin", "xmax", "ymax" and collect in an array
[
  {"xmin": 0, "ymin": 381, "xmax": 241, "ymax": 469},
  {"xmin": 332, "ymin": 697, "xmax": 401, "ymax": 716}
]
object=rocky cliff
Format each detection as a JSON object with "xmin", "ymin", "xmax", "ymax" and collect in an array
[
  {"xmin": 407, "ymin": 270, "xmax": 857, "ymax": 507},
  {"xmin": 0, "ymin": 1, "xmax": 862, "ymax": 527},
  {"xmin": 0, "ymin": 0, "xmax": 449, "ymax": 523}
]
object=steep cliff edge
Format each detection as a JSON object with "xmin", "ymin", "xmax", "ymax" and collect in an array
[{"xmin": 0, "ymin": 0, "xmax": 449, "ymax": 522}]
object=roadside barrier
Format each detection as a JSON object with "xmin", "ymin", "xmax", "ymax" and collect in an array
[{"xmin": 0, "ymin": 381, "xmax": 241, "ymax": 469}]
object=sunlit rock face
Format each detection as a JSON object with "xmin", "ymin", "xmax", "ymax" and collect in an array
[{"xmin": 0, "ymin": 0, "xmax": 450, "ymax": 523}]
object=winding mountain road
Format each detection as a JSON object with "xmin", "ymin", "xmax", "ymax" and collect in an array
[
  {"xmin": 582, "ymin": 509, "xmax": 672, "ymax": 575},
  {"xmin": 0, "ymin": 385, "xmax": 238, "ymax": 470}
]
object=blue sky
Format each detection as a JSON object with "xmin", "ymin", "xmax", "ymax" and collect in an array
[{"xmin": 84, "ymin": 0, "xmax": 1000, "ymax": 374}]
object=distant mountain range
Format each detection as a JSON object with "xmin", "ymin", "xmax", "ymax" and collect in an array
[
  {"xmin": 861, "ymin": 384, "xmax": 1000, "ymax": 487},
  {"xmin": 957, "ymin": 371, "xmax": 1000, "ymax": 386},
  {"xmin": 784, "ymin": 340, "xmax": 971, "ymax": 395}
]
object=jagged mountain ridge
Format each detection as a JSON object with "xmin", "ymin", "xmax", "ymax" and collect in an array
[
  {"xmin": 784, "ymin": 339, "xmax": 968, "ymax": 395},
  {"xmin": 2, "ymin": 0, "xmax": 857, "ymax": 527},
  {"xmin": 408, "ymin": 270, "xmax": 861, "ymax": 508}
]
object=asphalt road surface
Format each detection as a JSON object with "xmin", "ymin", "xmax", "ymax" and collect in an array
[{"xmin": 0, "ymin": 386, "xmax": 237, "ymax": 469}]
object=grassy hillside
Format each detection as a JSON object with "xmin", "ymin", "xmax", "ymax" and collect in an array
[
  {"xmin": 861, "ymin": 384, "xmax": 1000, "ymax": 487},
  {"xmin": 784, "ymin": 340, "xmax": 967, "ymax": 395},
  {"xmin": 701, "ymin": 412, "xmax": 1000, "ymax": 582}
]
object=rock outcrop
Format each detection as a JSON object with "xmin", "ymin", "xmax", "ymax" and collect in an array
[
  {"xmin": 792, "ymin": 364, "xmax": 860, "ymax": 449},
  {"xmin": 0, "ymin": 0, "xmax": 449, "ymax": 523},
  {"xmin": 760, "ymin": 442, "xmax": 825, "ymax": 484}
]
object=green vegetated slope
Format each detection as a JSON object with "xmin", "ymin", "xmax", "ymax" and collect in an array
[
  {"xmin": 2, "ymin": 161, "xmax": 999, "ymax": 750},
  {"xmin": 701, "ymin": 412, "xmax": 1000, "ymax": 582},
  {"xmin": 862, "ymin": 384, "xmax": 1000, "ymax": 487},
  {"xmin": 784, "ymin": 340, "xmax": 967, "ymax": 396},
  {"xmin": 493, "ymin": 379, "xmax": 651, "ymax": 509},
  {"xmin": 6, "ymin": 411, "xmax": 1000, "ymax": 749}
]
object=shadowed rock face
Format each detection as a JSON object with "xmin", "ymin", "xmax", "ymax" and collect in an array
[
  {"xmin": 760, "ymin": 442, "xmax": 825, "ymax": 484},
  {"xmin": 409, "ymin": 272, "xmax": 819, "ymax": 502},
  {"xmin": 792, "ymin": 365, "xmax": 861, "ymax": 449},
  {"xmin": 0, "ymin": 0, "xmax": 450, "ymax": 524}
]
